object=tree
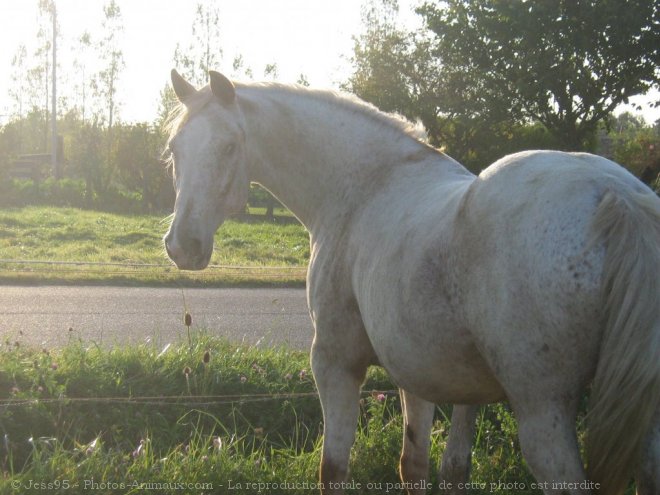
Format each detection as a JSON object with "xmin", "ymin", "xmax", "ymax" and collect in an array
[
  {"xmin": 173, "ymin": 2, "xmax": 223, "ymax": 87},
  {"xmin": 345, "ymin": 0, "xmax": 522, "ymax": 169},
  {"xmin": 231, "ymin": 54, "xmax": 254, "ymax": 79},
  {"xmin": 73, "ymin": 32, "xmax": 93, "ymax": 124},
  {"xmin": 602, "ymin": 112, "xmax": 660, "ymax": 179},
  {"xmin": 95, "ymin": 0, "xmax": 124, "ymax": 129},
  {"xmin": 345, "ymin": 1, "xmax": 443, "ymax": 141},
  {"xmin": 8, "ymin": 45, "xmax": 28, "ymax": 121},
  {"xmin": 21, "ymin": 0, "xmax": 58, "ymax": 153},
  {"xmin": 68, "ymin": 122, "xmax": 104, "ymax": 203},
  {"xmin": 162, "ymin": 2, "xmax": 225, "ymax": 129},
  {"xmin": 7, "ymin": 45, "xmax": 28, "ymax": 154},
  {"xmin": 113, "ymin": 124, "xmax": 171, "ymax": 211},
  {"xmin": 419, "ymin": 0, "xmax": 660, "ymax": 151}
]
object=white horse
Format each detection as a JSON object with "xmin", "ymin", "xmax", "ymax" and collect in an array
[{"xmin": 163, "ymin": 70, "xmax": 660, "ymax": 495}]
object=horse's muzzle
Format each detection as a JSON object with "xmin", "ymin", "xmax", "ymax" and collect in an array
[{"xmin": 164, "ymin": 232, "xmax": 212, "ymax": 271}]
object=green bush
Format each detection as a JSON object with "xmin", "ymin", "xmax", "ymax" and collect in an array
[{"xmin": 0, "ymin": 178, "xmax": 145, "ymax": 214}]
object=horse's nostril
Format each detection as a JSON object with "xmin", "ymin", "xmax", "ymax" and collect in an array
[{"xmin": 185, "ymin": 237, "xmax": 203, "ymax": 255}]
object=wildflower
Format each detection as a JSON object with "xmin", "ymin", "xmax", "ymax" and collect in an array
[
  {"xmin": 201, "ymin": 455, "xmax": 209, "ymax": 462},
  {"xmin": 85, "ymin": 437, "xmax": 99, "ymax": 456},
  {"xmin": 68, "ymin": 327, "xmax": 74, "ymax": 333},
  {"xmin": 369, "ymin": 391, "xmax": 387, "ymax": 402},
  {"xmin": 299, "ymin": 369, "xmax": 307, "ymax": 380},
  {"xmin": 50, "ymin": 363, "xmax": 58, "ymax": 371},
  {"xmin": 202, "ymin": 350, "xmax": 211, "ymax": 365},
  {"xmin": 184, "ymin": 312, "xmax": 192, "ymax": 327},
  {"xmin": 284, "ymin": 373, "xmax": 293, "ymax": 381},
  {"xmin": 212, "ymin": 436, "xmax": 222, "ymax": 452},
  {"xmin": 183, "ymin": 367, "xmax": 193, "ymax": 395},
  {"xmin": 132, "ymin": 439, "xmax": 147, "ymax": 458},
  {"xmin": 239, "ymin": 375, "xmax": 247, "ymax": 384},
  {"xmin": 37, "ymin": 386, "xmax": 44, "ymax": 394}
]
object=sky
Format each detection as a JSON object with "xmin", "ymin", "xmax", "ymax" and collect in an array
[
  {"xmin": 0, "ymin": 0, "xmax": 382, "ymax": 123},
  {"xmin": 0, "ymin": 0, "xmax": 657, "ymax": 125}
]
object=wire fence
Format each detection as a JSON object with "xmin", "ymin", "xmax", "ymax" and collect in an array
[
  {"xmin": 0, "ymin": 390, "xmax": 399, "ymax": 409},
  {"xmin": 0, "ymin": 258, "xmax": 307, "ymax": 281}
]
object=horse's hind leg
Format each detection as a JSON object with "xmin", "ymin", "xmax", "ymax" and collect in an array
[
  {"xmin": 515, "ymin": 401, "xmax": 591, "ymax": 495},
  {"xmin": 438, "ymin": 405, "xmax": 478, "ymax": 494},
  {"xmin": 399, "ymin": 393, "xmax": 478, "ymax": 495},
  {"xmin": 399, "ymin": 390, "xmax": 435, "ymax": 494},
  {"xmin": 636, "ymin": 406, "xmax": 660, "ymax": 495}
]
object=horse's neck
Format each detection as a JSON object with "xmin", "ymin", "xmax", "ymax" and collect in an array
[{"xmin": 238, "ymin": 86, "xmax": 466, "ymax": 233}]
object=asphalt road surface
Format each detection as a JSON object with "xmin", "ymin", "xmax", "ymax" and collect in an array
[{"xmin": 0, "ymin": 286, "xmax": 313, "ymax": 351}]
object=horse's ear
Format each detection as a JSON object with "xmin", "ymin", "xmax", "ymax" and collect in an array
[
  {"xmin": 209, "ymin": 71, "xmax": 236, "ymax": 105},
  {"xmin": 171, "ymin": 69, "xmax": 197, "ymax": 102}
]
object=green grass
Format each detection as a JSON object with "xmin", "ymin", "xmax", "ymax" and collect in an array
[
  {"xmin": 1, "ymin": 334, "xmax": 641, "ymax": 495},
  {"xmin": 0, "ymin": 206, "xmax": 309, "ymax": 286},
  {"xmin": 0, "ymin": 333, "xmax": 541, "ymax": 495}
]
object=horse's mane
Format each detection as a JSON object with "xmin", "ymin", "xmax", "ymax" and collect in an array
[
  {"xmin": 164, "ymin": 88, "xmax": 214, "ymax": 146},
  {"xmin": 239, "ymin": 82, "xmax": 429, "ymax": 143},
  {"xmin": 164, "ymin": 82, "xmax": 428, "ymax": 148}
]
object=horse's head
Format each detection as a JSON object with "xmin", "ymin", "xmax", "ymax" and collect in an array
[{"xmin": 164, "ymin": 70, "xmax": 249, "ymax": 270}]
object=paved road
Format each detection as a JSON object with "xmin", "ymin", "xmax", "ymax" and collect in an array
[{"xmin": 0, "ymin": 286, "xmax": 313, "ymax": 351}]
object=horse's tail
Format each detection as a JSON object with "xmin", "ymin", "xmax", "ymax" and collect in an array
[{"xmin": 586, "ymin": 187, "xmax": 660, "ymax": 495}]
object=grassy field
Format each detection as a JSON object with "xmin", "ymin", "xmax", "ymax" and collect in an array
[
  {"xmin": 0, "ymin": 206, "xmax": 309, "ymax": 286},
  {"xmin": 0, "ymin": 333, "xmax": 546, "ymax": 495}
]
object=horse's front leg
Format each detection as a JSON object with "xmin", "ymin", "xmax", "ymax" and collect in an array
[
  {"xmin": 311, "ymin": 331, "xmax": 371, "ymax": 495},
  {"xmin": 438, "ymin": 405, "xmax": 478, "ymax": 494},
  {"xmin": 399, "ymin": 390, "xmax": 435, "ymax": 495}
]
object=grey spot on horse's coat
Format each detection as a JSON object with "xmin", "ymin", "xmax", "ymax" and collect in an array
[{"xmin": 553, "ymin": 414, "xmax": 560, "ymax": 429}]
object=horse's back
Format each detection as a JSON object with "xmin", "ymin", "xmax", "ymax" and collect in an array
[{"xmin": 455, "ymin": 150, "xmax": 645, "ymax": 292}]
